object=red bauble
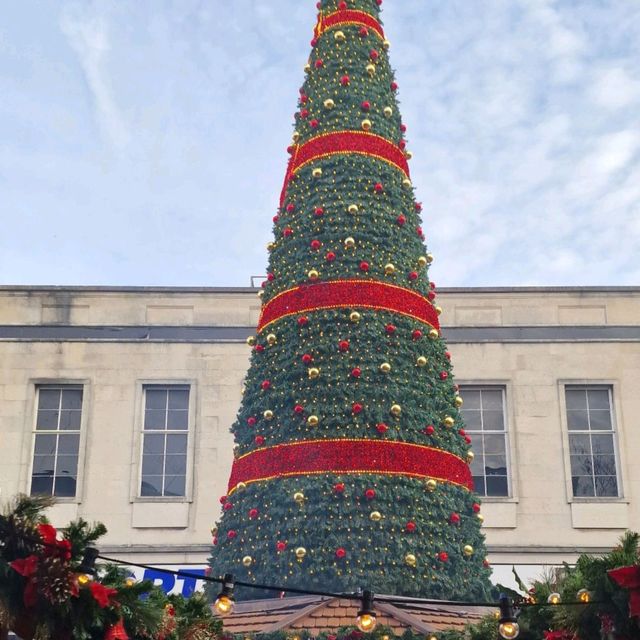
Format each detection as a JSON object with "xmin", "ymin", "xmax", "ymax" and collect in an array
[
  {"xmin": 376, "ymin": 422, "xmax": 388, "ymax": 434},
  {"xmin": 261, "ymin": 380, "xmax": 272, "ymax": 390},
  {"xmin": 391, "ymin": 81, "xmax": 398, "ymax": 91},
  {"xmin": 427, "ymin": 291, "xmax": 436, "ymax": 301},
  {"xmin": 374, "ymin": 182, "xmax": 383, "ymax": 193},
  {"xmin": 247, "ymin": 417, "xmax": 257, "ymax": 427},
  {"xmin": 370, "ymin": 50, "xmax": 379, "ymax": 60},
  {"xmin": 335, "ymin": 547, "xmax": 347, "ymax": 558},
  {"xmin": 310, "ymin": 239, "xmax": 322, "ymax": 250},
  {"xmin": 314, "ymin": 206, "xmax": 324, "ymax": 216},
  {"xmin": 352, "ymin": 402, "xmax": 363, "ymax": 414},
  {"xmin": 359, "ymin": 261, "xmax": 370, "ymax": 272},
  {"xmin": 361, "ymin": 101, "xmax": 371, "ymax": 111},
  {"xmin": 430, "ymin": 281, "xmax": 436, "ymax": 290},
  {"xmin": 425, "ymin": 425, "xmax": 435, "ymax": 435},
  {"xmin": 267, "ymin": 273, "xmax": 275, "ymax": 282},
  {"xmin": 272, "ymin": 215, "xmax": 279, "ymax": 223},
  {"xmin": 376, "ymin": 0, "xmax": 382, "ymax": 5},
  {"xmin": 449, "ymin": 513, "xmax": 461, "ymax": 525},
  {"xmin": 255, "ymin": 344, "xmax": 265, "ymax": 353},
  {"xmin": 326, "ymin": 251, "xmax": 336, "ymax": 262},
  {"xmin": 298, "ymin": 315, "xmax": 309, "ymax": 326},
  {"xmin": 351, "ymin": 367, "xmax": 362, "ymax": 378},
  {"xmin": 310, "ymin": 119, "xmax": 319, "ymax": 129},
  {"xmin": 438, "ymin": 551, "xmax": 449, "ymax": 562},
  {"xmin": 408, "ymin": 271, "xmax": 418, "ymax": 281},
  {"xmin": 261, "ymin": 280, "xmax": 267, "ymax": 288},
  {"xmin": 315, "ymin": 59, "xmax": 324, "ymax": 68},
  {"xmin": 224, "ymin": 502, "xmax": 233, "ymax": 511},
  {"xmin": 458, "ymin": 429, "xmax": 466, "ymax": 436},
  {"xmin": 365, "ymin": 489, "xmax": 376, "ymax": 499},
  {"xmin": 339, "ymin": 340, "xmax": 350, "ymax": 352},
  {"xmin": 310, "ymin": 37, "xmax": 318, "ymax": 47},
  {"xmin": 254, "ymin": 436, "xmax": 265, "ymax": 446},
  {"xmin": 472, "ymin": 503, "xmax": 481, "ymax": 513},
  {"xmin": 483, "ymin": 559, "xmax": 490, "ymax": 568},
  {"xmin": 396, "ymin": 214, "xmax": 406, "ymax": 226},
  {"xmin": 399, "ymin": 140, "xmax": 406, "ymax": 150},
  {"xmin": 334, "ymin": 482, "xmax": 345, "ymax": 493},
  {"xmin": 294, "ymin": 404, "xmax": 305, "ymax": 414},
  {"xmin": 415, "ymin": 202, "xmax": 422, "ymax": 212},
  {"xmin": 219, "ymin": 495, "xmax": 227, "ymax": 504},
  {"xmin": 465, "ymin": 435, "xmax": 472, "ymax": 444},
  {"xmin": 276, "ymin": 541, "xmax": 287, "ymax": 552},
  {"xmin": 406, "ymin": 521, "xmax": 416, "ymax": 532},
  {"xmin": 287, "ymin": 145, "xmax": 294, "ymax": 154},
  {"xmin": 338, "ymin": 0, "xmax": 348, "ymax": 9},
  {"xmin": 249, "ymin": 508, "xmax": 259, "ymax": 519},
  {"xmin": 439, "ymin": 371, "xmax": 448, "ymax": 380},
  {"xmin": 302, "ymin": 353, "xmax": 313, "ymax": 364},
  {"xmin": 283, "ymin": 227, "xmax": 293, "ymax": 237},
  {"xmin": 412, "ymin": 329, "xmax": 423, "ymax": 340},
  {"xmin": 400, "ymin": 123, "xmax": 407, "ymax": 132},
  {"xmin": 299, "ymin": 109, "xmax": 309, "ymax": 119},
  {"xmin": 212, "ymin": 536, "xmax": 218, "ymax": 545},
  {"xmin": 445, "ymin": 351, "xmax": 452, "ymax": 360},
  {"xmin": 359, "ymin": 27, "xmax": 369, "ymax": 37},
  {"xmin": 385, "ymin": 323, "xmax": 396, "ymax": 334},
  {"xmin": 340, "ymin": 75, "xmax": 350, "ymax": 85}
]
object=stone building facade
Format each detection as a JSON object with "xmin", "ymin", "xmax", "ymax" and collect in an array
[{"xmin": 1, "ymin": 285, "xmax": 639, "ymax": 593}]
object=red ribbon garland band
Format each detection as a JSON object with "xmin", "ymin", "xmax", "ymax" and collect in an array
[
  {"xmin": 258, "ymin": 279, "xmax": 440, "ymax": 333},
  {"xmin": 315, "ymin": 10, "xmax": 386, "ymax": 41},
  {"xmin": 228, "ymin": 439, "xmax": 473, "ymax": 495}
]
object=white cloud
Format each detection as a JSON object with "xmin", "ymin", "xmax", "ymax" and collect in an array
[{"xmin": 589, "ymin": 66, "xmax": 640, "ymax": 110}]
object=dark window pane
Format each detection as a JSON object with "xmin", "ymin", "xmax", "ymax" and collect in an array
[
  {"xmin": 31, "ymin": 476, "xmax": 53, "ymax": 495},
  {"xmin": 140, "ymin": 476, "xmax": 163, "ymax": 496},
  {"xmin": 593, "ymin": 455, "xmax": 616, "ymax": 476},
  {"xmin": 38, "ymin": 389, "xmax": 61, "ymax": 410},
  {"xmin": 472, "ymin": 476, "xmax": 486, "ymax": 496},
  {"xmin": 569, "ymin": 434, "xmax": 590, "ymax": 455},
  {"xmin": 588, "ymin": 389, "xmax": 610, "ymax": 411},
  {"xmin": 567, "ymin": 410, "xmax": 589, "ymax": 430},
  {"xmin": 144, "ymin": 410, "xmax": 166, "ymax": 430},
  {"xmin": 59, "ymin": 410, "xmax": 81, "ymax": 430},
  {"xmin": 461, "ymin": 390, "xmax": 481, "ymax": 410},
  {"xmin": 58, "ymin": 434, "xmax": 80, "ymax": 455},
  {"xmin": 34, "ymin": 434, "xmax": 57, "ymax": 455},
  {"xmin": 61, "ymin": 389, "xmax": 83, "ymax": 410},
  {"xmin": 589, "ymin": 410, "xmax": 612, "ymax": 431},
  {"xmin": 570, "ymin": 455, "xmax": 593, "ymax": 476},
  {"xmin": 167, "ymin": 410, "xmax": 188, "ymax": 430},
  {"xmin": 143, "ymin": 434, "xmax": 165, "ymax": 454},
  {"xmin": 591, "ymin": 434, "xmax": 614, "ymax": 454},
  {"xmin": 164, "ymin": 475, "xmax": 186, "ymax": 497},
  {"xmin": 32, "ymin": 455, "xmax": 56, "ymax": 475},
  {"xmin": 145, "ymin": 389, "xmax": 167, "ymax": 410},
  {"xmin": 486, "ymin": 476, "xmax": 508, "ymax": 496},
  {"xmin": 165, "ymin": 454, "xmax": 186, "ymax": 475},
  {"xmin": 595, "ymin": 476, "xmax": 618, "ymax": 497},
  {"xmin": 461, "ymin": 410, "xmax": 481, "ymax": 430},
  {"xmin": 36, "ymin": 410, "xmax": 59, "ymax": 430},
  {"xmin": 54, "ymin": 476, "xmax": 76, "ymax": 497},
  {"xmin": 484, "ymin": 455, "xmax": 507, "ymax": 476},
  {"xmin": 566, "ymin": 389, "xmax": 587, "ymax": 411},
  {"xmin": 572, "ymin": 476, "xmax": 594, "ymax": 497},
  {"xmin": 168, "ymin": 389, "xmax": 189, "ymax": 410},
  {"xmin": 483, "ymin": 434, "xmax": 506, "ymax": 455},
  {"xmin": 56, "ymin": 455, "xmax": 78, "ymax": 476},
  {"xmin": 482, "ymin": 410, "xmax": 504, "ymax": 431},
  {"xmin": 166, "ymin": 434, "xmax": 187, "ymax": 454},
  {"xmin": 482, "ymin": 390, "xmax": 503, "ymax": 411},
  {"xmin": 142, "ymin": 454, "xmax": 164, "ymax": 476}
]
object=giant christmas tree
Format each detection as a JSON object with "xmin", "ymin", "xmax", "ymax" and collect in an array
[{"xmin": 210, "ymin": 0, "xmax": 492, "ymax": 601}]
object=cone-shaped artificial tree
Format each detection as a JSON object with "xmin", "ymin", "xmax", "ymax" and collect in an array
[{"xmin": 210, "ymin": 0, "xmax": 492, "ymax": 600}]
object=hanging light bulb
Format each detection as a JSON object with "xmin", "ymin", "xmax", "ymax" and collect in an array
[
  {"xmin": 76, "ymin": 546, "xmax": 99, "ymax": 584},
  {"xmin": 356, "ymin": 590, "xmax": 377, "ymax": 633},
  {"xmin": 547, "ymin": 592, "xmax": 561, "ymax": 605},
  {"xmin": 577, "ymin": 588, "xmax": 591, "ymax": 603},
  {"xmin": 213, "ymin": 574, "xmax": 235, "ymax": 616},
  {"xmin": 498, "ymin": 594, "xmax": 520, "ymax": 639}
]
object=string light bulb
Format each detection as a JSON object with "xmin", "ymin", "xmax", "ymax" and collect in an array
[
  {"xmin": 498, "ymin": 594, "xmax": 520, "ymax": 639},
  {"xmin": 213, "ymin": 574, "xmax": 235, "ymax": 616},
  {"xmin": 577, "ymin": 588, "xmax": 590, "ymax": 603},
  {"xmin": 547, "ymin": 592, "xmax": 561, "ymax": 605},
  {"xmin": 356, "ymin": 590, "xmax": 377, "ymax": 633}
]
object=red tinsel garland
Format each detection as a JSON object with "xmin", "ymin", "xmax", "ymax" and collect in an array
[
  {"xmin": 227, "ymin": 438, "xmax": 473, "ymax": 494},
  {"xmin": 314, "ymin": 10, "xmax": 385, "ymax": 41},
  {"xmin": 258, "ymin": 279, "xmax": 440, "ymax": 332}
]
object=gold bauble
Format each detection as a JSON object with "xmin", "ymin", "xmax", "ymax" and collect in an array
[
  {"xmin": 405, "ymin": 553, "xmax": 417, "ymax": 567},
  {"xmin": 426, "ymin": 479, "xmax": 437, "ymax": 492},
  {"xmin": 267, "ymin": 333, "xmax": 277, "ymax": 345},
  {"xmin": 323, "ymin": 98, "xmax": 335, "ymax": 109},
  {"xmin": 467, "ymin": 451, "xmax": 475, "ymax": 463},
  {"xmin": 361, "ymin": 118, "xmax": 372, "ymax": 131},
  {"xmin": 263, "ymin": 410, "xmax": 274, "ymax": 421},
  {"xmin": 402, "ymin": 178, "xmax": 412, "ymax": 188},
  {"xmin": 312, "ymin": 167, "xmax": 323, "ymax": 178},
  {"xmin": 308, "ymin": 269, "xmax": 319, "ymax": 280},
  {"xmin": 390, "ymin": 404, "xmax": 402, "ymax": 416},
  {"xmin": 477, "ymin": 513, "xmax": 484, "ymax": 523},
  {"xmin": 210, "ymin": 526, "xmax": 218, "ymax": 536},
  {"xmin": 383, "ymin": 106, "xmax": 393, "ymax": 117},
  {"xmin": 266, "ymin": 241, "xmax": 276, "ymax": 251},
  {"xmin": 443, "ymin": 416, "xmax": 455, "ymax": 427},
  {"xmin": 295, "ymin": 547, "xmax": 307, "ymax": 559},
  {"xmin": 246, "ymin": 336, "xmax": 256, "ymax": 346},
  {"xmin": 370, "ymin": 510, "xmax": 382, "ymax": 522},
  {"xmin": 307, "ymin": 414, "xmax": 319, "ymax": 426},
  {"xmin": 383, "ymin": 39, "xmax": 391, "ymax": 49},
  {"xmin": 334, "ymin": 30, "xmax": 346, "ymax": 42},
  {"xmin": 236, "ymin": 482, "xmax": 247, "ymax": 492},
  {"xmin": 293, "ymin": 491, "xmax": 305, "ymax": 503},
  {"xmin": 379, "ymin": 362, "xmax": 391, "ymax": 373},
  {"xmin": 428, "ymin": 328, "xmax": 440, "ymax": 340},
  {"xmin": 426, "ymin": 252, "xmax": 434, "ymax": 263},
  {"xmin": 304, "ymin": 63, "xmax": 311, "ymax": 73},
  {"xmin": 308, "ymin": 367, "xmax": 320, "ymax": 379},
  {"xmin": 257, "ymin": 290, "xmax": 264, "ymax": 298},
  {"xmin": 405, "ymin": 150, "xmax": 413, "ymax": 159},
  {"xmin": 384, "ymin": 263, "xmax": 395, "ymax": 275},
  {"xmin": 125, "ymin": 577, "xmax": 136, "ymax": 587},
  {"xmin": 242, "ymin": 555, "xmax": 253, "ymax": 567},
  {"xmin": 292, "ymin": 131, "xmax": 300, "ymax": 142},
  {"xmin": 454, "ymin": 396, "xmax": 464, "ymax": 407},
  {"xmin": 348, "ymin": 204, "xmax": 359, "ymax": 214},
  {"xmin": 366, "ymin": 63, "xmax": 376, "ymax": 76},
  {"xmin": 463, "ymin": 545, "xmax": 474, "ymax": 557},
  {"xmin": 435, "ymin": 305, "xmax": 443, "ymax": 316},
  {"xmin": 350, "ymin": 311, "xmax": 361, "ymax": 323},
  {"xmin": 416, "ymin": 356, "xmax": 428, "ymax": 367},
  {"xmin": 344, "ymin": 236, "xmax": 356, "ymax": 248},
  {"xmin": 417, "ymin": 256, "xmax": 428, "ymax": 267}
]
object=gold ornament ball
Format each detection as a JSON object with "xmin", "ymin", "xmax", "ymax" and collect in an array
[
  {"xmin": 307, "ymin": 415, "xmax": 319, "ymax": 426},
  {"xmin": 477, "ymin": 513, "xmax": 484, "ymax": 523},
  {"xmin": 267, "ymin": 333, "xmax": 277, "ymax": 345},
  {"xmin": 454, "ymin": 395, "xmax": 464, "ymax": 407},
  {"xmin": 308, "ymin": 367, "xmax": 320, "ymax": 379},
  {"xmin": 348, "ymin": 204, "xmax": 359, "ymax": 214},
  {"xmin": 416, "ymin": 356, "xmax": 428, "ymax": 367},
  {"xmin": 467, "ymin": 451, "xmax": 475, "ymax": 463},
  {"xmin": 292, "ymin": 131, "xmax": 300, "ymax": 142},
  {"xmin": 383, "ymin": 39, "xmax": 391, "ymax": 49},
  {"xmin": 361, "ymin": 118, "xmax": 372, "ymax": 131},
  {"xmin": 242, "ymin": 555, "xmax": 253, "ymax": 567},
  {"xmin": 384, "ymin": 263, "xmax": 395, "ymax": 275},
  {"xmin": 263, "ymin": 410, "xmax": 274, "ymax": 421},
  {"xmin": 390, "ymin": 404, "xmax": 402, "ymax": 417},
  {"xmin": 370, "ymin": 510, "xmax": 382, "ymax": 522},
  {"xmin": 266, "ymin": 241, "xmax": 276, "ymax": 251},
  {"xmin": 125, "ymin": 577, "xmax": 136, "ymax": 587},
  {"xmin": 379, "ymin": 362, "xmax": 391, "ymax": 373},
  {"xmin": 344, "ymin": 236, "xmax": 356, "ymax": 248},
  {"xmin": 463, "ymin": 545, "xmax": 474, "ymax": 557},
  {"xmin": 426, "ymin": 478, "xmax": 437, "ymax": 492},
  {"xmin": 417, "ymin": 256, "xmax": 428, "ymax": 267},
  {"xmin": 308, "ymin": 269, "xmax": 319, "ymax": 280},
  {"xmin": 237, "ymin": 482, "xmax": 247, "ymax": 492},
  {"xmin": 334, "ymin": 30, "xmax": 346, "ymax": 42},
  {"xmin": 402, "ymin": 178, "xmax": 412, "ymax": 188},
  {"xmin": 295, "ymin": 547, "xmax": 307, "ymax": 559},
  {"xmin": 435, "ymin": 305, "xmax": 443, "ymax": 316},
  {"xmin": 426, "ymin": 252, "xmax": 434, "ymax": 263},
  {"xmin": 405, "ymin": 553, "xmax": 417, "ymax": 567},
  {"xmin": 246, "ymin": 336, "xmax": 256, "ymax": 346},
  {"xmin": 405, "ymin": 150, "xmax": 413, "ymax": 159},
  {"xmin": 428, "ymin": 328, "xmax": 440, "ymax": 340},
  {"xmin": 443, "ymin": 416, "xmax": 455, "ymax": 427},
  {"xmin": 257, "ymin": 290, "xmax": 264, "ymax": 299},
  {"xmin": 324, "ymin": 98, "xmax": 335, "ymax": 109},
  {"xmin": 312, "ymin": 167, "xmax": 323, "ymax": 178},
  {"xmin": 383, "ymin": 106, "xmax": 393, "ymax": 117},
  {"xmin": 210, "ymin": 526, "xmax": 218, "ymax": 536},
  {"xmin": 350, "ymin": 311, "xmax": 361, "ymax": 323},
  {"xmin": 366, "ymin": 63, "xmax": 376, "ymax": 76},
  {"xmin": 293, "ymin": 491, "xmax": 305, "ymax": 503},
  {"xmin": 304, "ymin": 63, "xmax": 311, "ymax": 73}
]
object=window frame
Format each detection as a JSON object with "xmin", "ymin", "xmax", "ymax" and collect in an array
[
  {"xmin": 457, "ymin": 382, "xmax": 516, "ymax": 501},
  {"xmin": 559, "ymin": 381, "xmax": 625, "ymax": 502},
  {"xmin": 131, "ymin": 380, "xmax": 196, "ymax": 503},
  {"xmin": 26, "ymin": 380, "xmax": 90, "ymax": 503}
]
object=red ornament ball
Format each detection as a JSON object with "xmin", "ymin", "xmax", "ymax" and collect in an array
[
  {"xmin": 361, "ymin": 101, "xmax": 371, "ymax": 111},
  {"xmin": 283, "ymin": 227, "xmax": 293, "ymax": 238},
  {"xmin": 294, "ymin": 404, "xmax": 305, "ymax": 414},
  {"xmin": 438, "ymin": 551, "xmax": 449, "ymax": 562},
  {"xmin": 458, "ymin": 429, "xmax": 466, "ymax": 436},
  {"xmin": 415, "ymin": 202, "xmax": 422, "ymax": 212},
  {"xmin": 399, "ymin": 140, "xmax": 406, "ymax": 150},
  {"xmin": 406, "ymin": 521, "xmax": 417, "ymax": 532},
  {"xmin": 247, "ymin": 417, "xmax": 256, "ymax": 427},
  {"xmin": 439, "ymin": 371, "xmax": 448, "ymax": 380},
  {"xmin": 276, "ymin": 541, "xmax": 287, "ymax": 552},
  {"xmin": 302, "ymin": 353, "xmax": 313, "ymax": 364},
  {"xmin": 254, "ymin": 436, "xmax": 265, "ymax": 446},
  {"xmin": 472, "ymin": 503, "xmax": 481, "ymax": 513},
  {"xmin": 465, "ymin": 435, "xmax": 472, "ymax": 444},
  {"xmin": 272, "ymin": 214, "xmax": 279, "ymax": 223},
  {"xmin": 374, "ymin": 182, "xmax": 383, "ymax": 193},
  {"xmin": 310, "ymin": 119, "xmax": 319, "ymax": 129},
  {"xmin": 314, "ymin": 206, "xmax": 324, "ymax": 216},
  {"xmin": 339, "ymin": 340, "xmax": 350, "ymax": 352},
  {"xmin": 310, "ymin": 37, "xmax": 318, "ymax": 47},
  {"xmin": 219, "ymin": 495, "xmax": 227, "ymax": 504},
  {"xmin": 400, "ymin": 123, "xmax": 407, "ymax": 132},
  {"xmin": 267, "ymin": 273, "xmax": 275, "ymax": 282},
  {"xmin": 352, "ymin": 402, "xmax": 363, "ymax": 414},
  {"xmin": 261, "ymin": 380, "xmax": 272, "ymax": 390},
  {"xmin": 370, "ymin": 49, "xmax": 379, "ymax": 60},
  {"xmin": 255, "ymin": 344, "xmax": 264, "ymax": 353},
  {"xmin": 483, "ymin": 559, "xmax": 491, "ymax": 568},
  {"xmin": 212, "ymin": 536, "xmax": 218, "ymax": 546},
  {"xmin": 326, "ymin": 251, "xmax": 336, "ymax": 262},
  {"xmin": 297, "ymin": 315, "xmax": 309, "ymax": 326},
  {"xmin": 409, "ymin": 271, "xmax": 418, "ymax": 281},
  {"xmin": 376, "ymin": 422, "xmax": 388, "ymax": 434},
  {"xmin": 334, "ymin": 482, "xmax": 345, "ymax": 494},
  {"xmin": 359, "ymin": 261, "xmax": 370, "ymax": 272},
  {"xmin": 223, "ymin": 502, "xmax": 233, "ymax": 511},
  {"xmin": 359, "ymin": 26, "xmax": 369, "ymax": 37},
  {"xmin": 365, "ymin": 489, "xmax": 376, "ymax": 500},
  {"xmin": 450, "ymin": 513, "xmax": 461, "ymax": 525},
  {"xmin": 391, "ymin": 81, "xmax": 398, "ymax": 91},
  {"xmin": 396, "ymin": 214, "xmax": 406, "ymax": 226},
  {"xmin": 338, "ymin": 0, "xmax": 347, "ymax": 9},
  {"xmin": 430, "ymin": 281, "xmax": 437, "ymax": 290},
  {"xmin": 425, "ymin": 425, "xmax": 435, "ymax": 435},
  {"xmin": 227, "ymin": 530, "xmax": 237, "ymax": 540},
  {"xmin": 351, "ymin": 367, "xmax": 362, "ymax": 378},
  {"xmin": 416, "ymin": 226, "xmax": 425, "ymax": 238},
  {"xmin": 445, "ymin": 351, "xmax": 452, "ymax": 360},
  {"xmin": 340, "ymin": 75, "xmax": 350, "ymax": 86},
  {"xmin": 412, "ymin": 329, "xmax": 423, "ymax": 340},
  {"xmin": 299, "ymin": 109, "xmax": 309, "ymax": 119},
  {"xmin": 335, "ymin": 547, "xmax": 347, "ymax": 559},
  {"xmin": 249, "ymin": 508, "xmax": 259, "ymax": 519},
  {"xmin": 427, "ymin": 291, "xmax": 436, "ymax": 301},
  {"xmin": 385, "ymin": 323, "xmax": 396, "ymax": 334},
  {"xmin": 286, "ymin": 203, "xmax": 295, "ymax": 212},
  {"xmin": 310, "ymin": 239, "xmax": 321, "ymax": 250},
  {"xmin": 315, "ymin": 59, "xmax": 324, "ymax": 68}
]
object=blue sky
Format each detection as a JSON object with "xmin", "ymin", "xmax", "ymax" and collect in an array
[{"xmin": 1, "ymin": 0, "xmax": 639, "ymax": 287}]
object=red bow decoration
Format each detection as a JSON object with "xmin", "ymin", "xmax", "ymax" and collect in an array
[
  {"xmin": 89, "ymin": 581, "xmax": 118, "ymax": 608},
  {"xmin": 9, "ymin": 555, "xmax": 40, "ymax": 607},
  {"xmin": 608, "ymin": 565, "xmax": 640, "ymax": 617},
  {"xmin": 38, "ymin": 523, "xmax": 72, "ymax": 559},
  {"xmin": 104, "ymin": 619, "xmax": 129, "ymax": 640}
]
